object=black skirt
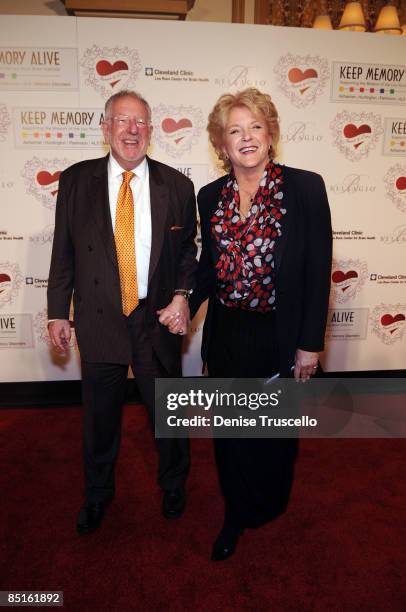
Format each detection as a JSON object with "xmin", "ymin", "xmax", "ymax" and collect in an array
[{"xmin": 207, "ymin": 300, "xmax": 298, "ymax": 529}]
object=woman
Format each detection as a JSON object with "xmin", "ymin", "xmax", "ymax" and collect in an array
[{"xmin": 190, "ymin": 88, "xmax": 332, "ymax": 561}]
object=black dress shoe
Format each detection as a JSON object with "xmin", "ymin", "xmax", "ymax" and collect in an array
[
  {"xmin": 162, "ymin": 488, "xmax": 186, "ymax": 519},
  {"xmin": 76, "ymin": 499, "xmax": 112, "ymax": 534},
  {"xmin": 211, "ymin": 523, "xmax": 244, "ymax": 561}
]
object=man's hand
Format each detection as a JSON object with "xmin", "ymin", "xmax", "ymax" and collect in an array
[
  {"xmin": 157, "ymin": 295, "xmax": 190, "ymax": 336},
  {"xmin": 294, "ymin": 348, "xmax": 319, "ymax": 382},
  {"xmin": 48, "ymin": 319, "xmax": 72, "ymax": 352}
]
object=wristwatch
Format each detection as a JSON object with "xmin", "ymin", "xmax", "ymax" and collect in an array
[{"xmin": 173, "ymin": 289, "xmax": 193, "ymax": 300}]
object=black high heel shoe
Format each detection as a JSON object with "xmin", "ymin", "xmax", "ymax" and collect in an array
[{"xmin": 211, "ymin": 522, "xmax": 244, "ymax": 561}]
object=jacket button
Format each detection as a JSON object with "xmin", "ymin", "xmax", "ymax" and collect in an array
[
  {"xmin": 94, "ymin": 278, "xmax": 99, "ymax": 285},
  {"xmin": 88, "ymin": 245, "xmax": 93, "ymax": 251},
  {"xmin": 97, "ymin": 307, "xmax": 103, "ymax": 314}
]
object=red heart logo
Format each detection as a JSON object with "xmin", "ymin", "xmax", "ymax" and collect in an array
[
  {"xmin": 332, "ymin": 270, "xmax": 358, "ymax": 284},
  {"xmin": 0, "ymin": 273, "xmax": 11, "ymax": 292},
  {"xmin": 36, "ymin": 171, "xmax": 61, "ymax": 186},
  {"xmin": 288, "ymin": 68, "xmax": 318, "ymax": 84},
  {"xmin": 396, "ymin": 176, "xmax": 406, "ymax": 191},
  {"xmin": 343, "ymin": 124, "xmax": 372, "ymax": 139},
  {"xmin": 96, "ymin": 60, "xmax": 128, "ymax": 76},
  {"xmin": 161, "ymin": 118, "xmax": 193, "ymax": 134},
  {"xmin": 381, "ymin": 313, "xmax": 405, "ymax": 327}
]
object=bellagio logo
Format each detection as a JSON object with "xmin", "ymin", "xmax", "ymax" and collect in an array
[
  {"xmin": 21, "ymin": 158, "xmax": 73, "ymax": 210},
  {"xmin": 273, "ymin": 54, "xmax": 329, "ymax": 108},
  {"xmin": 330, "ymin": 111, "xmax": 383, "ymax": 161},
  {"xmin": 215, "ymin": 65, "xmax": 267, "ymax": 90},
  {"xmin": 30, "ymin": 224, "xmax": 55, "ymax": 247},
  {"xmin": 0, "ymin": 104, "xmax": 11, "ymax": 142},
  {"xmin": 152, "ymin": 105, "xmax": 204, "ymax": 158},
  {"xmin": 80, "ymin": 45, "xmax": 141, "ymax": 97},
  {"xmin": 0, "ymin": 262, "xmax": 23, "ymax": 308},
  {"xmin": 383, "ymin": 164, "xmax": 406, "ymax": 213},
  {"xmin": 330, "ymin": 259, "xmax": 368, "ymax": 304},
  {"xmin": 370, "ymin": 304, "xmax": 406, "ymax": 345}
]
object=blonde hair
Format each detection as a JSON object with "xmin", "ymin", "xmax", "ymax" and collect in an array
[{"xmin": 207, "ymin": 88, "xmax": 280, "ymax": 172}]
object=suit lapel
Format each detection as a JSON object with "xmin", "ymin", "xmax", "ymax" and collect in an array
[
  {"xmin": 148, "ymin": 157, "xmax": 169, "ymax": 284},
  {"xmin": 274, "ymin": 166, "xmax": 293, "ymax": 273},
  {"xmin": 88, "ymin": 154, "xmax": 118, "ymax": 268},
  {"xmin": 204, "ymin": 177, "xmax": 227, "ymax": 266}
]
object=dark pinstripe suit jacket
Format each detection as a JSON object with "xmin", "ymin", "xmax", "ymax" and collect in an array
[{"xmin": 47, "ymin": 154, "xmax": 197, "ymax": 373}]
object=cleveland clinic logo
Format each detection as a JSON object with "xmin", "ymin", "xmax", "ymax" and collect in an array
[
  {"xmin": 330, "ymin": 259, "xmax": 368, "ymax": 304},
  {"xmin": 383, "ymin": 164, "xmax": 406, "ymax": 213},
  {"xmin": 330, "ymin": 111, "xmax": 383, "ymax": 162},
  {"xmin": 0, "ymin": 262, "xmax": 24, "ymax": 308},
  {"xmin": 0, "ymin": 104, "xmax": 11, "ymax": 142},
  {"xmin": 370, "ymin": 303, "xmax": 406, "ymax": 345},
  {"xmin": 152, "ymin": 105, "xmax": 204, "ymax": 158},
  {"xmin": 80, "ymin": 45, "xmax": 141, "ymax": 97},
  {"xmin": 21, "ymin": 158, "xmax": 73, "ymax": 210},
  {"xmin": 273, "ymin": 54, "xmax": 329, "ymax": 108}
]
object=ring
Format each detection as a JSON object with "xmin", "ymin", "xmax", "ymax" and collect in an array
[
  {"xmin": 178, "ymin": 329, "xmax": 184, "ymax": 335},
  {"xmin": 312, "ymin": 365, "xmax": 317, "ymax": 369}
]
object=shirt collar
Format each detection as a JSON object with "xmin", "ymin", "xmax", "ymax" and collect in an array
[{"xmin": 108, "ymin": 154, "xmax": 148, "ymax": 181}]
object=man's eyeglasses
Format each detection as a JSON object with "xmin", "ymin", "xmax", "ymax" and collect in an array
[{"xmin": 109, "ymin": 115, "xmax": 150, "ymax": 129}]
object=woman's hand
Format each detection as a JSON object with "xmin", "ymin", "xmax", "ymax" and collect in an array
[
  {"xmin": 294, "ymin": 349, "xmax": 319, "ymax": 382},
  {"xmin": 157, "ymin": 295, "xmax": 190, "ymax": 336}
]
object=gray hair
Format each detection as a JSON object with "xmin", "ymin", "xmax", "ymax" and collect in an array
[{"xmin": 104, "ymin": 90, "xmax": 151, "ymax": 122}]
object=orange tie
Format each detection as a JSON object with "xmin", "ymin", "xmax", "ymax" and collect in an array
[{"xmin": 115, "ymin": 171, "xmax": 139, "ymax": 316}]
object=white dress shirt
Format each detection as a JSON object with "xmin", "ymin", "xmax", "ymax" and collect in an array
[{"xmin": 108, "ymin": 155, "xmax": 151, "ymax": 300}]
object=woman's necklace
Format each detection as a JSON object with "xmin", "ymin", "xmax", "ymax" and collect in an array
[{"xmin": 239, "ymin": 187, "xmax": 258, "ymax": 221}]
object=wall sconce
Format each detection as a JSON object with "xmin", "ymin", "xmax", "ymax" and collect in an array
[
  {"xmin": 374, "ymin": 5, "xmax": 402, "ymax": 35},
  {"xmin": 338, "ymin": 2, "xmax": 366, "ymax": 32},
  {"xmin": 313, "ymin": 15, "xmax": 333, "ymax": 30}
]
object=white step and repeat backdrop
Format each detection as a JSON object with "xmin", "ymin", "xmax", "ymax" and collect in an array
[{"xmin": 0, "ymin": 15, "xmax": 405, "ymax": 381}]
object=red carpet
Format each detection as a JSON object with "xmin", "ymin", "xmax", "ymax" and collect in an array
[{"xmin": 0, "ymin": 405, "xmax": 405, "ymax": 611}]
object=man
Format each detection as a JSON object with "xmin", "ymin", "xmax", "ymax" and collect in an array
[{"xmin": 47, "ymin": 90, "xmax": 197, "ymax": 534}]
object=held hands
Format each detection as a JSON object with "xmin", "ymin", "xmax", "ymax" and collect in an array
[
  {"xmin": 48, "ymin": 319, "xmax": 71, "ymax": 352},
  {"xmin": 294, "ymin": 348, "xmax": 319, "ymax": 382},
  {"xmin": 157, "ymin": 295, "xmax": 190, "ymax": 336}
]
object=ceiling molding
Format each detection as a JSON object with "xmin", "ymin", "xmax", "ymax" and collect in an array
[{"xmin": 61, "ymin": 0, "xmax": 195, "ymax": 20}]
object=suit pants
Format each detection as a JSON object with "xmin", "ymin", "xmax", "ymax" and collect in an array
[{"xmin": 81, "ymin": 303, "xmax": 190, "ymax": 503}]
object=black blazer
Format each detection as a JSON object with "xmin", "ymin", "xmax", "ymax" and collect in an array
[
  {"xmin": 47, "ymin": 154, "xmax": 197, "ymax": 373},
  {"xmin": 190, "ymin": 166, "xmax": 332, "ymax": 377}
]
